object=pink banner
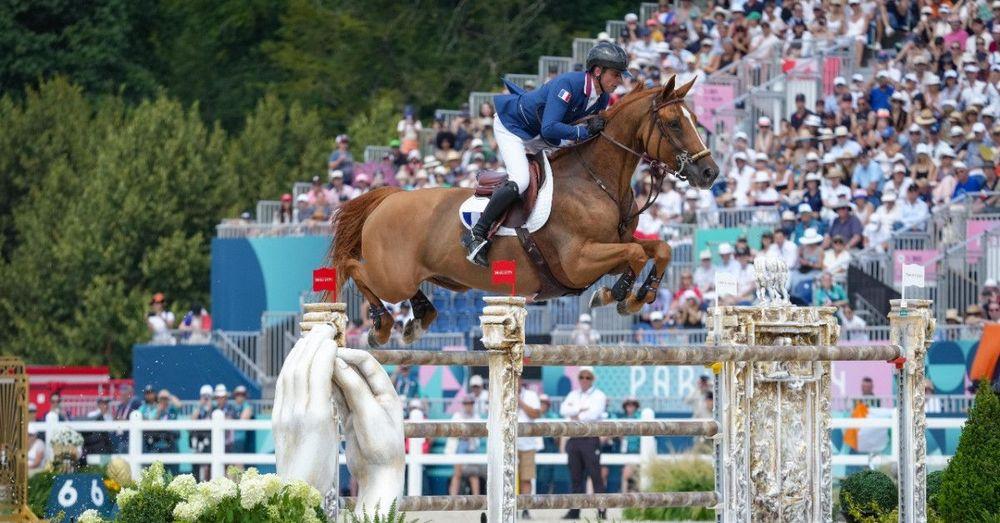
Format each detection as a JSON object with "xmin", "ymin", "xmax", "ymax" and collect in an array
[
  {"xmin": 831, "ymin": 361, "xmax": 895, "ymax": 399},
  {"xmin": 966, "ymin": 219, "xmax": 1000, "ymax": 263},
  {"xmin": 692, "ymin": 83, "xmax": 735, "ymax": 133},
  {"xmin": 893, "ymin": 249, "xmax": 938, "ymax": 286},
  {"xmin": 822, "ymin": 57, "xmax": 841, "ymax": 95}
]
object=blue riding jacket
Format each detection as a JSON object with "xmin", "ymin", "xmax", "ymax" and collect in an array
[{"xmin": 494, "ymin": 71, "xmax": 610, "ymax": 145}]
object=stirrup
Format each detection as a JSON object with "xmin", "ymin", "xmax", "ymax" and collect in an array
[{"xmin": 463, "ymin": 232, "xmax": 490, "ymax": 267}]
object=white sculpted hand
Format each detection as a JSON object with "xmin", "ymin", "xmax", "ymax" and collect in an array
[
  {"xmin": 273, "ymin": 325, "xmax": 404, "ymax": 517},
  {"xmin": 335, "ymin": 347, "xmax": 405, "ymax": 515}
]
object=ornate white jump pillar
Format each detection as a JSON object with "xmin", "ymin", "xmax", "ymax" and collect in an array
[
  {"xmin": 889, "ymin": 299, "xmax": 933, "ymax": 523},
  {"xmin": 299, "ymin": 302, "xmax": 347, "ymax": 521},
  {"xmin": 480, "ymin": 296, "xmax": 527, "ymax": 523},
  {"xmin": 710, "ymin": 303, "xmax": 839, "ymax": 523}
]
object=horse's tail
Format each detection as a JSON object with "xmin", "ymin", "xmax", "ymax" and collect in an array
[{"xmin": 329, "ymin": 186, "xmax": 402, "ymax": 282}]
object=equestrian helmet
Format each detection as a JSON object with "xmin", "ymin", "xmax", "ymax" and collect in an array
[{"xmin": 586, "ymin": 42, "xmax": 632, "ymax": 78}]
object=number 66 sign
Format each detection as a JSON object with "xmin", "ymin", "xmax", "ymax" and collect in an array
[{"xmin": 45, "ymin": 474, "xmax": 115, "ymax": 520}]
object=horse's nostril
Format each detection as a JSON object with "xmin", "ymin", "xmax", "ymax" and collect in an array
[{"xmin": 703, "ymin": 168, "xmax": 717, "ymax": 180}]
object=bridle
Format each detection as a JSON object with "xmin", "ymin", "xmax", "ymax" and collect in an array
[
  {"xmin": 573, "ymin": 93, "xmax": 712, "ymax": 238},
  {"xmin": 608, "ymin": 96, "xmax": 711, "ymax": 183}
]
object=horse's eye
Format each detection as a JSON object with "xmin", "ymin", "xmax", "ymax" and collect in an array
[{"xmin": 670, "ymin": 120, "xmax": 682, "ymax": 130}]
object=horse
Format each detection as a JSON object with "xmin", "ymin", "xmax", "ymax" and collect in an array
[{"xmin": 329, "ymin": 76, "xmax": 720, "ymax": 347}]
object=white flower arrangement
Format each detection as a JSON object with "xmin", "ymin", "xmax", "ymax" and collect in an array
[
  {"xmin": 167, "ymin": 474, "xmax": 197, "ymax": 499},
  {"xmin": 50, "ymin": 427, "xmax": 84, "ymax": 447},
  {"xmin": 78, "ymin": 509, "xmax": 103, "ymax": 523},
  {"xmin": 82, "ymin": 462, "xmax": 342, "ymax": 522}
]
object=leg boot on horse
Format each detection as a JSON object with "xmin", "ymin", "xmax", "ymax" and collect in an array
[{"xmin": 402, "ymin": 290, "xmax": 438, "ymax": 345}]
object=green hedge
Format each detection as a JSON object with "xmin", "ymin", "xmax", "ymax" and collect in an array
[
  {"xmin": 622, "ymin": 455, "xmax": 714, "ymax": 521},
  {"xmin": 937, "ymin": 383, "xmax": 1000, "ymax": 521}
]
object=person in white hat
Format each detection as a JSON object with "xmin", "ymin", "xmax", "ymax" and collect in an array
[
  {"xmin": 952, "ymin": 159, "xmax": 987, "ymax": 200},
  {"xmin": 755, "ymin": 115, "xmax": 776, "ymax": 154},
  {"xmin": 465, "ymin": 374, "xmax": 489, "ymax": 417},
  {"xmin": 571, "ymin": 312, "xmax": 601, "ymax": 345},
  {"xmin": 830, "ymin": 125, "xmax": 862, "ymax": 159},
  {"xmin": 729, "ymin": 149, "xmax": 755, "ymax": 202},
  {"xmin": 884, "ymin": 163, "xmax": 911, "ymax": 195},
  {"xmin": 821, "ymin": 167, "xmax": 852, "ymax": 213},
  {"xmin": 749, "ymin": 170, "xmax": 779, "ymax": 205},
  {"xmin": 867, "ymin": 191, "xmax": 900, "ymax": 249},
  {"xmin": 694, "ymin": 249, "xmax": 716, "ymax": 302},
  {"xmin": 190, "ymin": 384, "xmax": 215, "ymax": 479},
  {"xmin": 792, "ymin": 202, "xmax": 825, "ymax": 243},
  {"xmin": 28, "ymin": 423, "xmax": 47, "ymax": 475},
  {"xmin": 213, "ymin": 383, "xmax": 236, "ymax": 419},
  {"xmin": 559, "ymin": 366, "xmax": 607, "ymax": 519},
  {"xmin": 716, "ymin": 242, "xmax": 740, "ymax": 273},
  {"xmin": 965, "ymin": 122, "xmax": 991, "ymax": 168},
  {"xmin": 655, "ymin": 177, "xmax": 683, "ymax": 223},
  {"xmin": 790, "ymin": 228, "xmax": 825, "ymax": 289}
]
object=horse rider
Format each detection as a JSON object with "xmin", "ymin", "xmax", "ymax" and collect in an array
[{"xmin": 462, "ymin": 42, "xmax": 632, "ymax": 267}]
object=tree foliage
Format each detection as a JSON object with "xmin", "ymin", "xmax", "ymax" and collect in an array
[
  {"xmin": 0, "ymin": 80, "xmax": 328, "ymax": 375},
  {"xmin": 0, "ymin": 1, "xmax": 631, "ymax": 372}
]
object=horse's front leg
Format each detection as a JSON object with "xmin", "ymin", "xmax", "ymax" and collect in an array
[{"xmin": 632, "ymin": 239, "xmax": 672, "ymax": 305}]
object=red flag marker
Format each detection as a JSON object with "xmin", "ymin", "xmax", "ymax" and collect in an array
[
  {"xmin": 491, "ymin": 260, "xmax": 517, "ymax": 296},
  {"xmin": 313, "ymin": 267, "xmax": 337, "ymax": 301}
]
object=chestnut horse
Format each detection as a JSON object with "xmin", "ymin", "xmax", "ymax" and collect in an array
[{"xmin": 330, "ymin": 77, "xmax": 719, "ymax": 347}]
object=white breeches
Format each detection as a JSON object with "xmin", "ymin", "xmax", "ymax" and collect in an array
[{"xmin": 493, "ymin": 114, "xmax": 531, "ymax": 193}]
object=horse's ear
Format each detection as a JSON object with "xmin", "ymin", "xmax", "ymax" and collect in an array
[
  {"xmin": 672, "ymin": 77, "xmax": 697, "ymax": 99},
  {"xmin": 631, "ymin": 81, "xmax": 645, "ymax": 94},
  {"xmin": 659, "ymin": 75, "xmax": 677, "ymax": 100}
]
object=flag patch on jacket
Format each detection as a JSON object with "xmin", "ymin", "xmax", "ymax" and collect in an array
[{"xmin": 557, "ymin": 89, "xmax": 571, "ymax": 103}]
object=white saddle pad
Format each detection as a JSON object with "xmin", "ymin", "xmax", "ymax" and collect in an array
[{"xmin": 458, "ymin": 152, "xmax": 554, "ymax": 236}]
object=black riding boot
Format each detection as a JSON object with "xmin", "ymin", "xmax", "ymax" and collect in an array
[{"xmin": 463, "ymin": 180, "xmax": 521, "ymax": 267}]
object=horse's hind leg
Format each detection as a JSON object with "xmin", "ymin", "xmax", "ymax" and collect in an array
[
  {"xmin": 342, "ymin": 260, "xmax": 394, "ymax": 347},
  {"xmin": 403, "ymin": 289, "xmax": 437, "ymax": 344}
]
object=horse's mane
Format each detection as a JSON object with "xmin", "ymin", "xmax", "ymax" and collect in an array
[{"xmin": 547, "ymin": 83, "xmax": 669, "ymax": 162}]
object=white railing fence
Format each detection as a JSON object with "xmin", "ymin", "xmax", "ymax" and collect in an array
[{"xmin": 35, "ymin": 412, "xmax": 965, "ymax": 494}]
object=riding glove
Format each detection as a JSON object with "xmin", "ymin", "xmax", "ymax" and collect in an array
[{"xmin": 585, "ymin": 116, "xmax": 606, "ymax": 136}]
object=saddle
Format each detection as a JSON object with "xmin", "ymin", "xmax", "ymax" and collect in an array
[
  {"xmin": 473, "ymin": 153, "xmax": 588, "ymax": 301},
  {"xmin": 474, "ymin": 153, "xmax": 545, "ymax": 230}
]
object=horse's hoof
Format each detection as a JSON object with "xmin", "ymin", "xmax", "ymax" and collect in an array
[
  {"xmin": 402, "ymin": 319, "xmax": 424, "ymax": 345},
  {"xmin": 616, "ymin": 300, "xmax": 630, "ymax": 315},
  {"xmin": 589, "ymin": 287, "xmax": 611, "ymax": 309}
]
